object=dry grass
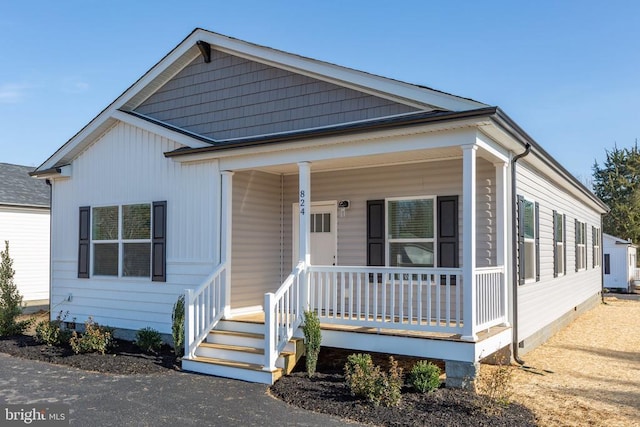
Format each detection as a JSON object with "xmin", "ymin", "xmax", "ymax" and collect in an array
[{"xmin": 497, "ymin": 297, "xmax": 640, "ymax": 427}]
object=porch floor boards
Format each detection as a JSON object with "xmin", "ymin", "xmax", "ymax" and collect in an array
[{"xmin": 227, "ymin": 311, "xmax": 508, "ymax": 343}]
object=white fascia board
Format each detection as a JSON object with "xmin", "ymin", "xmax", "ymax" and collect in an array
[
  {"xmin": 475, "ymin": 131, "xmax": 509, "ymax": 164},
  {"xmin": 111, "ymin": 111, "xmax": 212, "ymax": 149},
  {"xmin": 197, "ymin": 30, "xmax": 487, "ymax": 112},
  {"xmin": 217, "ymin": 127, "xmax": 478, "ymax": 172}
]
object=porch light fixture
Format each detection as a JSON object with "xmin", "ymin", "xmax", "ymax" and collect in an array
[{"xmin": 338, "ymin": 200, "xmax": 350, "ymax": 217}]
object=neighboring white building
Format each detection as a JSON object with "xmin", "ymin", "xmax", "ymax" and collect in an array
[
  {"xmin": 0, "ymin": 163, "xmax": 50, "ymax": 310},
  {"xmin": 603, "ymin": 233, "xmax": 637, "ymax": 293},
  {"xmin": 32, "ymin": 29, "xmax": 608, "ymax": 386}
]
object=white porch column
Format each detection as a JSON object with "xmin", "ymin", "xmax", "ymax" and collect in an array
[
  {"xmin": 462, "ymin": 145, "xmax": 478, "ymax": 341},
  {"xmin": 298, "ymin": 162, "xmax": 311, "ymax": 265},
  {"xmin": 495, "ymin": 161, "xmax": 510, "ymax": 327},
  {"xmin": 221, "ymin": 171, "xmax": 234, "ymax": 318}
]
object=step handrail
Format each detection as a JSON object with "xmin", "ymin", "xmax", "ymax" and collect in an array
[
  {"xmin": 264, "ymin": 260, "xmax": 307, "ymax": 371},
  {"xmin": 185, "ymin": 262, "xmax": 227, "ymax": 359}
]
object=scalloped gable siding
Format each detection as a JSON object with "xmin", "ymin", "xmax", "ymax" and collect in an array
[{"xmin": 134, "ymin": 50, "xmax": 419, "ymax": 140}]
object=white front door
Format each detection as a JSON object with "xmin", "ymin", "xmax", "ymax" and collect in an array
[{"xmin": 293, "ymin": 201, "xmax": 337, "ymax": 266}]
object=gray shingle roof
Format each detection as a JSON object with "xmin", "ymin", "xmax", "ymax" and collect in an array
[{"xmin": 0, "ymin": 163, "xmax": 50, "ymax": 208}]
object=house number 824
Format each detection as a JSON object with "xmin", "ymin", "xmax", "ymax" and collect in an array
[{"xmin": 299, "ymin": 190, "xmax": 306, "ymax": 215}]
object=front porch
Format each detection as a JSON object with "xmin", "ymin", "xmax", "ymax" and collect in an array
[{"xmin": 181, "ymin": 130, "xmax": 514, "ymax": 385}]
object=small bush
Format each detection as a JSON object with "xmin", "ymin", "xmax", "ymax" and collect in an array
[
  {"xmin": 35, "ymin": 311, "xmax": 71, "ymax": 346},
  {"xmin": 0, "ymin": 241, "xmax": 31, "ymax": 336},
  {"xmin": 172, "ymin": 295, "xmax": 185, "ymax": 357},
  {"xmin": 409, "ymin": 360, "xmax": 441, "ymax": 393},
  {"xmin": 302, "ymin": 311, "xmax": 321, "ymax": 377},
  {"xmin": 69, "ymin": 317, "xmax": 114, "ymax": 355},
  {"xmin": 344, "ymin": 354, "xmax": 403, "ymax": 407},
  {"xmin": 136, "ymin": 327, "xmax": 162, "ymax": 353},
  {"xmin": 476, "ymin": 355, "xmax": 513, "ymax": 407}
]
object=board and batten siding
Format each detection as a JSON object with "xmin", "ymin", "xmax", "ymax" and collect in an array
[
  {"xmin": 134, "ymin": 50, "xmax": 418, "ymax": 141},
  {"xmin": 231, "ymin": 170, "xmax": 282, "ymax": 308},
  {"xmin": 280, "ymin": 158, "xmax": 497, "ymax": 273},
  {"xmin": 515, "ymin": 162, "xmax": 602, "ymax": 344},
  {"xmin": 602, "ymin": 235, "xmax": 634, "ymax": 291},
  {"xmin": 0, "ymin": 207, "xmax": 50, "ymax": 302},
  {"xmin": 50, "ymin": 121, "xmax": 221, "ymax": 333}
]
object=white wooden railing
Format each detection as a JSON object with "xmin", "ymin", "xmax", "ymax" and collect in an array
[
  {"xmin": 185, "ymin": 263, "xmax": 227, "ymax": 359},
  {"xmin": 307, "ymin": 266, "xmax": 464, "ymax": 334},
  {"xmin": 475, "ymin": 266, "xmax": 506, "ymax": 331},
  {"xmin": 633, "ymin": 268, "xmax": 640, "ymax": 282},
  {"xmin": 264, "ymin": 261, "xmax": 307, "ymax": 371}
]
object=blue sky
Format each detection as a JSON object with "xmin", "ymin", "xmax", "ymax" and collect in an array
[{"xmin": 1, "ymin": 1, "xmax": 638, "ymax": 184}]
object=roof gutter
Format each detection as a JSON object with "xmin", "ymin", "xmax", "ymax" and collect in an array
[
  {"xmin": 163, "ymin": 107, "xmax": 499, "ymax": 158},
  {"xmin": 510, "ymin": 143, "xmax": 531, "ymax": 366}
]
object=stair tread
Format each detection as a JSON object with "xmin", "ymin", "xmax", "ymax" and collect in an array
[
  {"xmin": 198, "ymin": 341, "xmax": 295, "ymax": 357},
  {"xmin": 209, "ymin": 330, "xmax": 264, "ymax": 339},
  {"xmin": 191, "ymin": 355, "xmax": 281, "ymax": 372}
]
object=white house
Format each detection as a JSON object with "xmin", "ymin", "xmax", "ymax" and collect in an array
[
  {"xmin": 32, "ymin": 29, "xmax": 607, "ymax": 386},
  {"xmin": 603, "ymin": 233, "xmax": 637, "ymax": 293},
  {"xmin": 0, "ymin": 163, "xmax": 50, "ymax": 310}
]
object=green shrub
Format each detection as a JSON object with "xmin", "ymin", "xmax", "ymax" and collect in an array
[
  {"xmin": 136, "ymin": 327, "xmax": 162, "ymax": 353},
  {"xmin": 302, "ymin": 311, "xmax": 321, "ymax": 377},
  {"xmin": 344, "ymin": 354, "xmax": 403, "ymax": 407},
  {"xmin": 69, "ymin": 317, "xmax": 114, "ymax": 354},
  {"xmin": 172, "ymin": 295, "xmax": 185, "ymax": 357},
  {"xmin": 35, "ymin": 311, "xmax": 71, "ymax": 346},
  {"xmin": 409, "ymin": 360, "xmax": 441, "ymax": 393},
  {"xmin": 0, "ymin": 241, "xmax": 31, "ymax": 336}
]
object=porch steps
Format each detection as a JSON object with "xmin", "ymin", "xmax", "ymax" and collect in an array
[{"xmin": 181, "ymin": 318, "xmax": 304, "ymax": 385}]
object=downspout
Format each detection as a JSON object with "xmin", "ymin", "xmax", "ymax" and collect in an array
[
  {"xmin": 46, "ymin": 179, "xmax": 53, "ymax": 318},
  {"xmin": 600, "ymin": 214, "xmax": 606, "ymax": 304},
  {"xmin": 510, "ymin": 143, "xmax": 531, "ymax": 365}
]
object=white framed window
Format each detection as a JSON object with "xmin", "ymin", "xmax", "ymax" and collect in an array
[
  {"xmin": 522, "ymin": 199, "xmax": 536, "ymax": 281},
  {"xmin": 592, "ymin": 227, "xmax": 601, "ymax": 268},
  {"xmin": 386, "ymin": 197, "xmax": 435, "ymax": 267},
  {"xmin": 575, "ymin": 220, "xmax": 587, "ymax": 271},
  {"xmin": 92, "ymin": 204, "xmax": 152, "ymax": 278},
  {"xmin": 554, "ymin": 211, "xmax": 565, "ymax": 276}
]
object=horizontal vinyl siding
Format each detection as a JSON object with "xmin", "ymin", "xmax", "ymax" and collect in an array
[
  {"xmin": 0, "ymin": 207, "xmax": 50, "ymax": 301},
  {"xmin": 281, "ymin": 158, "xmax": 496, "ymax": 272},
  {"xmin": 134, "ymin": 51, "xmax": 418, "ymax": 140},
  {"xmin": 516, "ymin": 163, "xmax": 602, "ymax": 343},
  {"xmin": 49, "ymin": 121, "xmax": 220, "ymax": 333},
  {"xmin": 231, "ymin": 171, "xmax": 282, "ymax": 308}
]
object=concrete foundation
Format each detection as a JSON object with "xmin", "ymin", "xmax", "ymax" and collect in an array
[{"xmin": 445, "ymin": 360, "xmax": 479, "ymax": 389}]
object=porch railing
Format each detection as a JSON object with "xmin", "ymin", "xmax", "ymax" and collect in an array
[
  {"xmin": 475, "ymin": 266, "xmax": 506, "ymax": 331},
  {"xmin": 307, "ymin": 266, "xmax": 464, "ymax": 334},
  {"xmin": 185, "ymin": 262, "xmax": 227, "ymax": 359},
  {"xmin": 264, "ymin": 261, "xmax": 307, "ymax": 371}
]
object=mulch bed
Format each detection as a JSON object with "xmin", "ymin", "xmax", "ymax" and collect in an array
[
  {"xmin": 0, "ymin": 335, "xmax": 536, "ymax": 426},
  {"xmin": 0, "ymin": 335, "xmax": 179, "ymax": 374},
  {"xmin": 270, "ymin": 349, "xmax": 537, "ymax": 427}
]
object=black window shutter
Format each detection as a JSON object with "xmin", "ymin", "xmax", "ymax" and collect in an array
[
  {"xmin": 604, "ymin": 254, "xmax": 610, "ymax": 274},
  {"xmin": 152, "ymin": 201, "xmax": 167, "ymax": 282},
  {"xmin": 552, "ymin": 210, "xmax": 558, "ymax": 278},
  {"xmin": 437, "ymin": 196, "xmax": 458, "ymax": 268},
  {"xmin": 575, "ymin": 219, "xmax": 579, "ymax": 272},
  {"xmin": 78, "ymin": 206, "xmax": 90, "ymax": 278},
  {"xmin": 535, "ymin": 202, "xmax": 540, "ymax": 281},
  {"xmin": 367, "ymin": 200, "xmax": 385, "ymax": 266},
  {"xmin": 517, "ymin": 196, "xmax": 525, "ymax": 285}
]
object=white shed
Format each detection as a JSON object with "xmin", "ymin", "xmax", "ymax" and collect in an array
[
  {"xmin": 0, "ymin": 163, "xmax": 51, "ymax": 310},
  {"xmin": 603, "ymin": 233, "xmax": 637, "ymax": 293}
]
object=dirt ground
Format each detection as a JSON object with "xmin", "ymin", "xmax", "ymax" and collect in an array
[{"xmin": 504, "ymin": 296, "xmax": 640, "ymax": 427}]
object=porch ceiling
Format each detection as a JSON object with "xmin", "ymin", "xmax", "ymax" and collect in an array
[{"xmin": 254, "ymin": 146, "xmax": 464, "ymax": 175}]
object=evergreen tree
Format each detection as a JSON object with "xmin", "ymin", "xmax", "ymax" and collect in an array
[
  {"xmin": 0, "ymin": 241, "xmax": 30, "ymax": 335},
  {"xmin": 592, "ymin": 143, "xmax": 640, "ymax": 244}
]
